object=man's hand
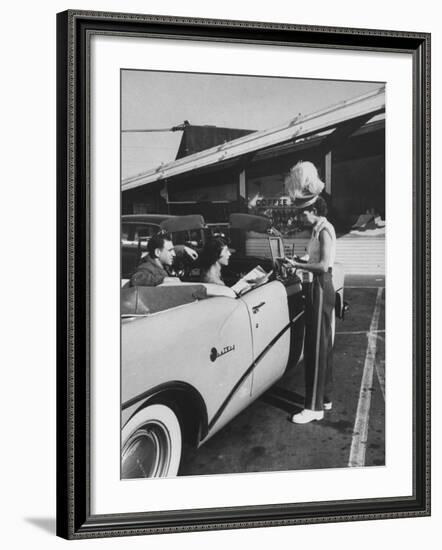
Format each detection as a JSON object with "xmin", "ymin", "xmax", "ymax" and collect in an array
[{"xmin": 183, "ymin": 246, "xmax": 198, "ymax": 261}]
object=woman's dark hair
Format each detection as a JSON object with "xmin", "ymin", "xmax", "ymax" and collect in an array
[
  {"xmin": 304, "ymin": 195, "xmax": 328, "ymax": 217},
  {"xmin": 199, "ymin": 238, "xmax": 227, "ymax": 271}
]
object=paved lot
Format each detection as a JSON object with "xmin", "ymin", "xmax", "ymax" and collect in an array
[{"xmin": 179, "ymin": 274, "xmax": 385, "ymax": 476}]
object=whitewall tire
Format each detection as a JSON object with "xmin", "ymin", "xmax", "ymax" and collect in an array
[{"xmin": 122, "ymin": 403, "xmax": 182, "ymax": 479}]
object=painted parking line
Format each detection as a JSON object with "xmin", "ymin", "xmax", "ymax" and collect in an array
[
  {"xmin": 374, "ymin": 331, "xmax": 386, "ymax": 400},
  {"xmin": 376, "ymin": 358, "xmax": 385, "ymax": 400},
  {"xmin": 348, "ymin": 287, "xmax": 384, "ymax": 467}
]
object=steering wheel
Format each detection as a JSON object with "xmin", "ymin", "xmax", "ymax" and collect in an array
[{"xmin": 176, "ymin": 244, "xmax": 200, "ymax": 281}]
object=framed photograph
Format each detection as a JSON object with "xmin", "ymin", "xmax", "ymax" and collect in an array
[{"xmin": 56, "ymin": 10, "xmax": 430, "ymax": 539}]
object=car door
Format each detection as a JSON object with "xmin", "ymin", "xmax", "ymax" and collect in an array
[
  {"xmin": 122, "ymin": 294, "xmax": 255, "ymax": 442},
  {"xmin": 239, "ymin": 280, "xmax": 291, "ymax": 395}
]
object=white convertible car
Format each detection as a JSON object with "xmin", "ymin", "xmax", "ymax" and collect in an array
[{"xmin": 121, "ymin": 214, "xmax": 345, "ymax": 479}]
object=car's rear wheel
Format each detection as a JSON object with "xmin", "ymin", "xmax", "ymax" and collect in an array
[{"xmin": 122, "ymin": 404, "xmax": 182, "ymax": 479}]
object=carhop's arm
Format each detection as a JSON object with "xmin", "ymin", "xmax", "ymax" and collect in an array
[{"xmin": 288, "ymin": 230, "xmax": 332, "ymax": 274}]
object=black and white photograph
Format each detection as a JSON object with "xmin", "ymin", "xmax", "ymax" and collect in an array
[{"xmin": 120, "ymin": 70, "xmax": 386, "ymax": 479}]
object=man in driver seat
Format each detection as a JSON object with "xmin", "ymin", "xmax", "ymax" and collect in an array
[{"xmin": 129, "ymin": 231, "xmax": 197, "ymax": 287}]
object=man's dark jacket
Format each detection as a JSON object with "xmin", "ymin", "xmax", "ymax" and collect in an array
[{"xmin": 129, "ymin": 256, "xmax": 168, "ymax": 287}]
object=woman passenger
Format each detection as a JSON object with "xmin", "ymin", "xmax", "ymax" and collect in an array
[
  {"xmin": 285, "ymin": 161, "xmax": 336, "ymax": 424},
  {"xmin": 199, "ymin": 237, "xmax": 232, "ymax": 286}
]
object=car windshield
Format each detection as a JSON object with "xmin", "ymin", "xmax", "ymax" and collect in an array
[{"xmin": 225, "ymin": 214, "xmax": 283, "ymax": 263}]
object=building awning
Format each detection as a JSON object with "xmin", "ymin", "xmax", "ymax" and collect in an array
[{"xmin": 122, "ymin": 86, "xmax": 385, "ymax": 192}]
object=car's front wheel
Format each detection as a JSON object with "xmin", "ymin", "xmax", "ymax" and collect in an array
[{"xmin": 122, "ymin": 403, "xmax": 182, "ymax": 479}]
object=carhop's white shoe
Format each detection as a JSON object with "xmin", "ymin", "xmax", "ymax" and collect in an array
[
  {"xmin": 323, "ymin": 401, "xmax": 333, "ymax": 411},
  {"xmin": 291, "ymin": 409, "xmax": 324, "ymax": 424}
]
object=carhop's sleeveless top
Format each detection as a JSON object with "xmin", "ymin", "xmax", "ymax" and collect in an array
[{"xmin": 306, "ymin": 217, "xmax": 336, "ymax": 269}]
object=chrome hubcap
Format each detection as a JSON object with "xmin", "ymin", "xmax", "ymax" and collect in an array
[{"xmin": 122, "ymin": 422, "xmax": 172, "ymax": 478}]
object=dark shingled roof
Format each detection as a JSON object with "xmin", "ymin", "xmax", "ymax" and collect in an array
[{"xmin": 176, "ymin": 125, "xmax": 254, "ymax": 159}]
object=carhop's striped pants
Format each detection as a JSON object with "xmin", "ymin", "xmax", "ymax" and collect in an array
[{"xmin": 303, "ymin": 270, "xmax": 335, "ymax": 411}]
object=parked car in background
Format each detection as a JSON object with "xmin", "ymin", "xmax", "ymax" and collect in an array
[
  {"xmin": 121, "ymin": 214, "xmax": 175, "ymax": 279},
  {"xmin": 120, "ymin": 214, "xmax": 346, "ymax": 479},
  {"xmin": 122, "ymin": 213, "xmax": 214, "ymax": 280}
]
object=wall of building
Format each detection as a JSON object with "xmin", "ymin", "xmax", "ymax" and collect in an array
[
  {"xmin": 122, "ymin": 123, "xmax": 385, "ymax": 234},
  {"xmin": 331, "ymin": 127, "xmax": 385, "ymax": 228},
  {"xmin": 246, "ymin": 125, "xmax": 384, "ymax": 232}
]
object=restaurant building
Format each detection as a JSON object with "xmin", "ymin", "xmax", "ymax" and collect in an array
[{"xmin": 122, "ymin": 87, "xmax": 386, "ymax": 273}]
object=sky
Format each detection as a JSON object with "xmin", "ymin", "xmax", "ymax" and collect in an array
[{"xmin": 122, "ymin": 70, "xmax": 382, "ymax": 179}]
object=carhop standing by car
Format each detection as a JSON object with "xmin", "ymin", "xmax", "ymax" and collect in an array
[{"xmin": 284, "ymin": 161, "xmax": 337, "ymax": 425}]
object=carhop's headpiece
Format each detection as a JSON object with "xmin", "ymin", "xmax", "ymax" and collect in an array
[
  {"xmin": 291, "ymin": 194, "xmax": 319, "ymax": 210},
  {"xmin": 285, "ymin": 161, "xmax": 325, "ymax": 203}
]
